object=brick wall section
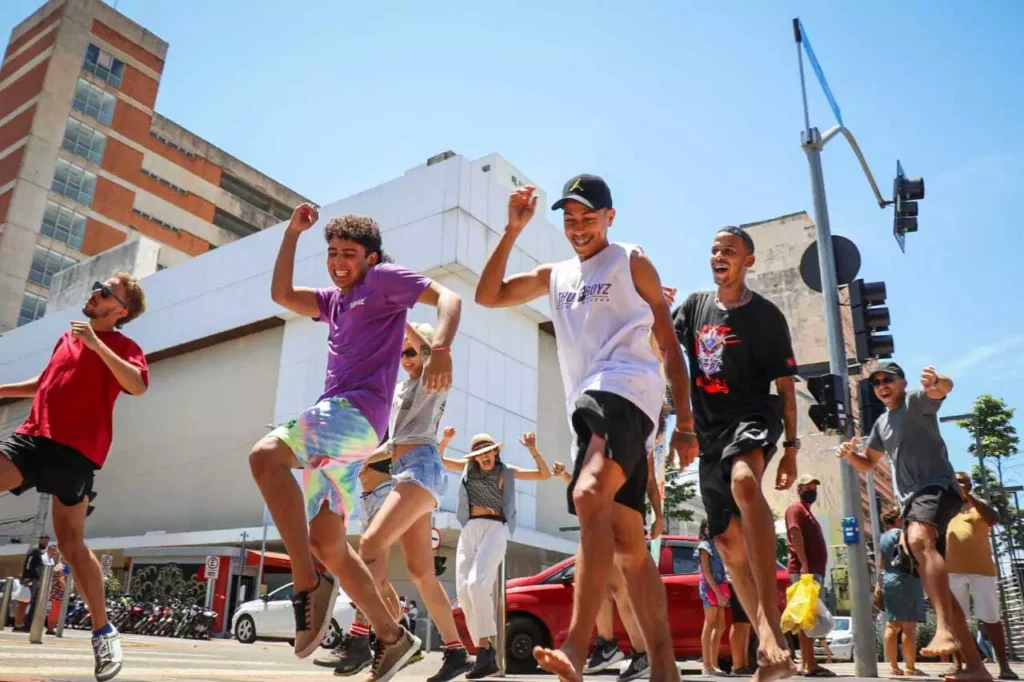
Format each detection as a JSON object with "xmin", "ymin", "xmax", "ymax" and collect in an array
[
  {"xmin": 0, "ymin": 105, "xmax": 35, "ymax": 153},
  {"xmin": 144, "ymin": 134, "xmax": 222, "ymax": 185},
  {"xmin": 121, "ymin": 64, "xmax": 158, "ymax": 110},
  {"xmin": 92, "ymin": 176, "xmax": 135, "ymax": 225},
  {"xmin": 90, "ymin": 20, "xmax": 164, "ymax": 74},
  {"xmin": 100, "ymin": 136, "xmax": 143, "ymax": 179},
  {"xmin": 0, "ymin": 146, "xmax": 25, "ymax": 187},
  {"xmin": 0, "ymin": 28, "xmax": 56, "ymax": 83},
  {"xmin": 126, "ymin": 211, "xmax": 211, "ymax": 256},
  {"xmin": 0, "ymin": 60, "xmax": 48, "ymax": 121},
  {"xmin": 110, "ymin": 99, "xmax": 152, "ymax": 146},
  {"xmin": 80, "ymin": 217, "xmax": 127, "ymax": 256},
  {"xmin": 4, "ymin": 5, "xmax": 63, "ymax": 60},
  {"xmin": 0, "ymin": 190, "xmax": 11, "ymax": 224},
  {"xmin": 135, "ymin": 173, "xmax": 216, "ymax": 221}
]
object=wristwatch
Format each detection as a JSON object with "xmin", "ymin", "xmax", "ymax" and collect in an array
[{"xmin": 783, "ymin": 438, "xmax": 801, "ymax": 451}]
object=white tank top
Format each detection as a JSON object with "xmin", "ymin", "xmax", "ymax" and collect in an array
[{"xmin": 548, "ymin": 242, "xmax": 664, "ymax": 445}]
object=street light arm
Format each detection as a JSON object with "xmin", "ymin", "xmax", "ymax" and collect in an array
[{"xmin": 820, "ymin": 125, "xmax": 891, "ymax": 209}]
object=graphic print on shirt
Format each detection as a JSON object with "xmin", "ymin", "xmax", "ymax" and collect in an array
[
  {"xmin": 695, "ymin": 323, "xmax": 740, "ymax": 394},
  {"xmin": 554, "ymin": 281, "xmax": 613, "ymax": 310}
]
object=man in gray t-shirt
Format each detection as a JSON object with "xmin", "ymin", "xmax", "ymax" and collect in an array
[{"xmin": 838, "ymin": 362, "xmax": 990, "ymax": 682}]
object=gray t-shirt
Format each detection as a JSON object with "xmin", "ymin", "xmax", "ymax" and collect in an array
[
  {"xmin": 868, "ymin": 388, "xmax": 956, "ymax": 502},
  {"xmin": 387, "ymin": 376, "xmax": 446, "ymax": 447}
]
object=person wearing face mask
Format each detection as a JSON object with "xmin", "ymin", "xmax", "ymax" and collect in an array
[{"xmin": 785, "ymin": 474, "xmax": 832, "ymax": 677}]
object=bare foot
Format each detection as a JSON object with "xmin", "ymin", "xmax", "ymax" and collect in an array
[
  {"xmin": 753, "ymin": 658, "xmax": 796, "ymax": 682},
  {"xmin": 922, "ymin": 629, "xmax": 960, "ymax": 658},
  {"xmin": 890, "ymin": 668, "xmax": 906, "ymax": 677},
  {"xmin": 944, "ymin": 668, "xmax": 994, "ymax": 682},
  {"xmin": 533, "ymin": 646, "xmax": 583, "ymax": 682}
]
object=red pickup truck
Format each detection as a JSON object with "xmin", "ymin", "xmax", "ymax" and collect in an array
[{"xmin": 452, "ymin": 535, "xmax": 790, "ymax": 673}]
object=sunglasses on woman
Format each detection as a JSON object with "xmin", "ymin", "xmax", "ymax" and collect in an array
[
  {"xmin": 401, "ymin": 348, "xmax": 419, "ymax": 359},
  {"xmin": 92, "ymin": 281, "xmax": 128, "ymax": 309},
  {"xmin": 870, "ymin": 375, "xmax": 897, "ymax": 387}
]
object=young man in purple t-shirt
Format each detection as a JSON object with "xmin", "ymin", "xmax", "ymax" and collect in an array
[{"xmin": 249, "ymin": 204, "xmax": 462, "ymax": 681}]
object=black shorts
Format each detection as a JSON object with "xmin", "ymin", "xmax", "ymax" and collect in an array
[
  {"xmin": 567, "ymin": 390, "xmax": 653, "ymax": 518},
  {"xmin": 698, "ymin": 416, "xmax": 783, "ymax": 538},
  {"xmin": 2, "ymin": 433, "xmax": 97, "ymax": 507},
  {"xmin": 730, "ymin": 591, "xmax": 749, "ymax": 623},
  {"xmin": 902, "ymin": 484, "xmax": 962, "ymax": 557}
]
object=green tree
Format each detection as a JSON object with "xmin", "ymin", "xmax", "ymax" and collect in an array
[{"xmin": 646, "ymin": 459, "xmax": 696, "ymax": 528}]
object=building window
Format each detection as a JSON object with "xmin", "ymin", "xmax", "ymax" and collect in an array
[
  {"xmin": 82, "ymin": 44, "xmax": 124, "ymax": 89},
  {"xmin": 132, "ymin": 208, "xmax": 179, "ymax": 232},
  {"xmin": 148, "ymin": 131, "xmax": 196, "ymax": 158},
  {"xmin": 213, "ymin": 206, "xmax": 259, "ymax": 238},
  {"xmin": 62, "ymin": 118, "xmax": 107, "ymax": 165},
  {"xmin": 18, "ymin": 291, "xmax": 47, "ymax": 326},
  {"xmin": 481, "ymin": 164, "xmax": 491, "ymax": 172},
  {"xmin": 73, "ymin": 78, "xmax": 116, "ymax": 126},
  {"xmin": 52, "ymin": 159, "xmax": 97, "ymax": 206},
  {"xmin": 141, "ymin": 168, "xmax": 188, "ymax": 194},
  {"xmin": 41, "ymin": 201, "xmax": 86, "ymax": 250},
  {"xmin": 28, "ymin": 245, "xmax": 78, "ymax": 288}
]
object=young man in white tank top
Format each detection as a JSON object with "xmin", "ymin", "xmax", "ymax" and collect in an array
[{"xmin": 476, "ymin": 175, "xmax": 698, "ymax": 682}]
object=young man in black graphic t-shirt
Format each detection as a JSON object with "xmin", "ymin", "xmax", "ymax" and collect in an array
[{"xmin": 674, "ymin": 226, "xmax": 800, "ymax": 682}]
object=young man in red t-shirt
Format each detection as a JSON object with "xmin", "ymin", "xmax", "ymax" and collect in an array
[{"xmin": 0, "ymin": 272, "xmax": 148, "ymax": 682}]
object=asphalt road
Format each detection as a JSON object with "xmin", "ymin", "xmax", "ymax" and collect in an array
[{"xmin": 2, "ymin": 629, "xmax": 1021, "ymax": 682}]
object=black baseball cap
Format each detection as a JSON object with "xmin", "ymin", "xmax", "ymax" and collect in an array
[
  {"xmin": 551, "ymin": 174, "xmax": 613, "ymax": 211},
  {"xmin": 870, "ymin": 361, "xmax": 904, "ymax": 379}
]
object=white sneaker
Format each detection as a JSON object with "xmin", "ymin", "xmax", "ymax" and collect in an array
[{"xmin": 92, "ymin": 626, "xmax": 124, "ymax": 681}]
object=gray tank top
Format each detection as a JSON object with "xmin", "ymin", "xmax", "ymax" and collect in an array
[
  {"xmin": 387, "ymin": 376, "xmax": 446, "ymax": 447},
  {"xmin": 465, "ymin": 463, "xmax": 504, "ymax": 512}
]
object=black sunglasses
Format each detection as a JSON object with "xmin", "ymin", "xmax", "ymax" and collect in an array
[
  {"xmin": 401, "ymin": 348, "xmax": 419, "ymax": 359},
  {"xmin": 92, "ymin": 281, "xmax": 128, "ymax": 309},
  {"xmin": 870, "ymin": 375, "xmax": 897, "ymax": 387}
]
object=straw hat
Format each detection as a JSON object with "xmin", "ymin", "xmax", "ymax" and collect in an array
[{"xmin": 468, "ymin": 433, "xmax": 502, "ymax": 457}]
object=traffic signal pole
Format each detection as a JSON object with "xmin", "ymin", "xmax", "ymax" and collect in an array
[{"xmin": 795, "ymin": 19, "xmax": 887, "ymax": 676}]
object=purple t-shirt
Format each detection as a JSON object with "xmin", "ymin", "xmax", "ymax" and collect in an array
[{"xmin": 314, "ymin": 264, "xmax": 431, "ymax": 441}]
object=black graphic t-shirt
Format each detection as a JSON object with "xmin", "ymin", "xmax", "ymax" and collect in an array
[{"xmin": 673, "ymin": 291, "xmax": 797, "ymax": 452}]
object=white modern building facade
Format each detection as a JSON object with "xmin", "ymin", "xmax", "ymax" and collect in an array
[{"xmin": 0, "ymin": 151, "xmax": 583, "ymax": 617}]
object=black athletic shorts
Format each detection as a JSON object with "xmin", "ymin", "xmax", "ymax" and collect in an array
[
  {"xmin": 730, "ymin": 591, "xmax": 749, "ymax": 624},
  {"xmin": 698, "ymin": 416, "xmax": 783, "ymax": 539},
  {"xmin": 567, "ymin": 390, "xmax": 653, "ymax": 518},
  {"xmin": 902, "ymin": 484, "xmax": 962, "ymax": 558},
  {"xmin": 2, "ymin": 433, "xmax": 97, "ymax": 507}
]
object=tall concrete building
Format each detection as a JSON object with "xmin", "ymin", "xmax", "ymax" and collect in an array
[{"xmin": 0, "ymin": 0, "xmax": 308, "ymax": 332}]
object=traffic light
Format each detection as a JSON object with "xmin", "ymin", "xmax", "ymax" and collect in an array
[
  {"xmin": 849, "ymin": 279, "xmax": 893, "ymax": 362},
  {"xmin": 807, "ymin": 373, "xmax": 846, "ymax": 434},
  {"xmin": 857, "ymin": 378, "xmax": 886, "ymax": 435},
  {"xmin": 893, "ymin": 160, "xmax": 925, "ymax": 252}
]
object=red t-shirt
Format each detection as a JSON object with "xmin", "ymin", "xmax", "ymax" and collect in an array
[
  {"xmin": 16, "ymin": 330, "xmax": 148, "ymax": 468},
  {"xmin": 785, "ymin": 500, "xmax": 828, "ymax": 576}
]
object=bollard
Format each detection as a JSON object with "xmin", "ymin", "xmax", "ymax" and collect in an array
[
  {"xmin": 56, "ymin": 574, "xmax": 74, "ymax": 638},
  {"xmin": 0, "ymin": 576, "xmax": 13, "ymax": 632},
  {"xmin": 495, "ymin": 559, "xmax": 507, "ymax": 677},
  {"xmin": 29, "ymin": 564, "xmax": 54, "ymax": 644}
]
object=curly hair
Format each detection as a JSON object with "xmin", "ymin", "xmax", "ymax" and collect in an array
[
  {"xmin": 112, "ymin": 271, "xmax": 146, "ymax": 328},
  {"xmin": 323, "ymin": 215, "xmax": 387, "ymax": 263},
  {"xmin": 881, "ymin": 505, "xmax": 901, "ymax": 528}
]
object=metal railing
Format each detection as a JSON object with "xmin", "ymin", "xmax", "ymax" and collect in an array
[
  {"xmin": 495, "ymin": 559, "xmax": 507, "ymax": 676},
  {"xmin": 55, "ymin": 574, "xmax": 74, "ymax": 638}
]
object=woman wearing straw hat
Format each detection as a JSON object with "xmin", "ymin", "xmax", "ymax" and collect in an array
[{"xmin": 439, "ymin": 426, "xmax": 554, "ymax": 679}]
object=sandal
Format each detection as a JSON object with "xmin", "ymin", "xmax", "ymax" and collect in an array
[
  {"xmin": 805, "ymin": 668, "xmax": 837, "ymax": 677},
  {"xmin": 890, "ymin": 669, "xmax": 905, "ymax": 677}
]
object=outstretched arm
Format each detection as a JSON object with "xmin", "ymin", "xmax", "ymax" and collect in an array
[
  {"xmin": 416, "ymin": 281, "xmax": 461, "ymax": 393},
  {"xmin": 438, "ymin": 426, "xmax": 469, "ymax": 472},
  {"xmin": 475, "ymin": 186, "xmax": 553, "ymax": 308},
  {"xmin": 270, "ymin": 203, "xmax": 321, "ymax": 318},
  {"xmin": 920, "ymin": 365, "xmax": 953, "ymax": 401},
  {"xmin": 511, "ymin": 432, "xmax": 553, "ymax": 481},
  {"xmin": 646, "ymin": 453, "xmax": 664, "ymax": 538},
  {"xmin": 0, "ymin": 375, "xmax": 40, "ymax": 399}
]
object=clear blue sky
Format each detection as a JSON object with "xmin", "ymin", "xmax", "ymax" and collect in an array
[{"xmin": 4, "ymin": 1, "xmax": 1022, "ymax": 481}]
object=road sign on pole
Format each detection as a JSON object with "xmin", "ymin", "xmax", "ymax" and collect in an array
[
  {"xmin": 431, "ymin": 528, "xmax": 441, "ymax": 551},
  {"xmin": 100, "ymin": 554, "xmax": 113, "ymax": 575},
  {"xmin": 205, "ymin": 555, "xmax": 221, "ymax": 580}
]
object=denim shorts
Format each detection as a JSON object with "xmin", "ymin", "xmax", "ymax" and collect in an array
[
  {"xmin": 392, "ymin": 443, "xmax": 447, "ymax": 507},
  {"xmin": 361, "ymin": 480, "xmax": 395, "ymax": 531}
]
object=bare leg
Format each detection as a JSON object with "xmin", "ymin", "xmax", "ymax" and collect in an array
[
  {"xmin": 249, "ymin": 436, "xmax": 318, "ymax": 591},
  {"xmin": 983, "ymin": 621, "xmax": 1015, "ymax": 677},
  {"xmin": 611, "ymin": 504, "xmax": 679, "ymax": 682},
  {"xmin": 713, "ymin": 608, "xmax": 727, "ymax": 670},
  {"xmin": 610, "ymin": 566, "xmax": 646, "ymax": 653},
  {"xmin": 904, "ymin": 623, "xmax": 920, "ymax": 673},
  {"xmin": 14, "ymin": 601, "xmax": 28, "ymax": 627},
  {"xmin": 307, "ymin": 505, "xmax": 402, "ymax": 644},
  {"xmin": 726, "ymin": 451, "xmax": 794, "ymax": 682},
  {"xmin": 51, "ymin": 497, "xmax": 108, "ymax": 631},
  {"xmin": 703, "ymin": 605, "xmax": 725, "ymax": 674},
  {"xmin": 798, "ymin": 630, "xmax": 819, "ymax": 674},
  {"xmin": 885, "ymin": 622, "xmax": 903, "ymax": 674},
  {"xmin": 597, "ymin": 596, "xmax": 617, "ymax": 640},
  {"xmin": 534, "ymin": 434, "xmax": 622, "ymax": 682},
  {"xmin": 731, "ymin": 622, "xmax": 752, "ymax": 670},
  {"xmin": 397, "ymin": 509, "xmax": 463, "ymax": 643}
]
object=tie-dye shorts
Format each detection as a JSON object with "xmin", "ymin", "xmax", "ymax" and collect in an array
[{"xmin": 269, "ymin": 397, "xmax": 379, "ymax": 523}]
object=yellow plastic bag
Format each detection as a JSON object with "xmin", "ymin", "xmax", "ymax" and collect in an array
[{"xmin": 780, "ymin": 574, "xmax": 820, "ymax": 635}]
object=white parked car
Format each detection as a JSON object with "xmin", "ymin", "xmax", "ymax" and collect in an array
[
  {"xmin": 814, "ymin": 616, "xmax": 854, "ymax": 661},
  {"xmin": 232, "ymin": 582, "xmax": 355, "ymax": 649}
]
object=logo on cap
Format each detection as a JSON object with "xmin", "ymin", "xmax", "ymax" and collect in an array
[{"xmin": 568, "ymin": 177, "xmax": 585, "ymax": 193}]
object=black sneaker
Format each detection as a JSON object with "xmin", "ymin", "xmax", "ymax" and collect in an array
[
  {"xmin": 427, "ymin": 647, "xmax": 475, "ymax": 682},
  {"xmin": 585, "ymin": 637, "xmax": 625, "ymax": 674},
  {"xmin": 328, "ymin": 634, "xmax": 373, "ymax": 676},
  {"xmin": 466, "ymin": 646, "xmax": 499, "ymax": 680},
  {"xmin": 618, "ymin": 652, "xmax": 650, "ymax": 682}
]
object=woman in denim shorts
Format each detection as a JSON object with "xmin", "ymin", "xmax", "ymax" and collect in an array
[{"xmin": 328, "ymin": 323, "xmax": 474, "ymax": 681}]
